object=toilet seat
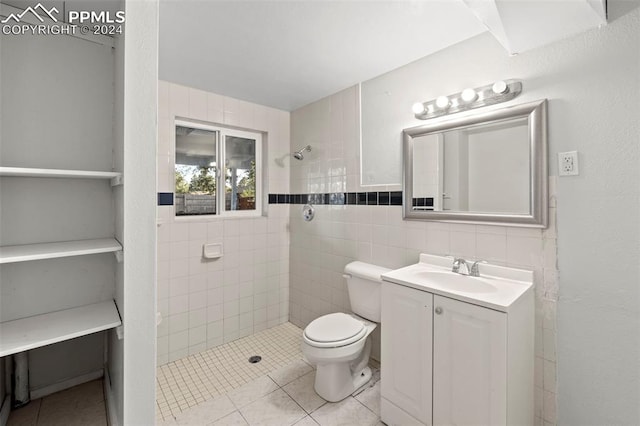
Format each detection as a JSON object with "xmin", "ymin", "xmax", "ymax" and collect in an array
[{"xmin": 303, "ymin": 313, "xmax": 367, "ymax": 348}]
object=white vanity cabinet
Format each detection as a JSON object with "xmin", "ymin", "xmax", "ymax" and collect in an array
[
  {"xmin": 432, "ymin": 294, "xmax": 507, "ymax": 426},
  {"xmin": 381, "ymin": 273, "xmax": 533, "ymax": 426},
  {"xmin": 381, "ymin": 282, "xmax": 433, "ymax": 425}
]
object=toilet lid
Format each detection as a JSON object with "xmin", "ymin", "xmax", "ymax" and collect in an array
[{"xmin": 304, "ymin": 313, "xmax": 365, "ymax": 345}]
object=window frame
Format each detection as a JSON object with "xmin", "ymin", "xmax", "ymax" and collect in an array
[{"xmin": 174, "ymin": 119, "xmax": 263, "ymax": 218}]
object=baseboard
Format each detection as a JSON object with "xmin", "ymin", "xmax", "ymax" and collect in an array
[
  {"xmin": 30, "ymin": 369, "xmax": 103, "ymax": 400},
  {"xmin": 0, "ymin": 395, "xmax": 11, "ymax": 426},
  {"xmin": 104, "ymin": 366, "xmax": 118, "ymax": 426}
]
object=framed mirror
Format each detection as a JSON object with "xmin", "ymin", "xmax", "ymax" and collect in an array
[{"xmin": 403, "ymin": 99, "xmax": 547, "ymax": 227}]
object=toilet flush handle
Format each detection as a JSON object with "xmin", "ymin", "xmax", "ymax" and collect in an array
[{"xmin": 342, "ymin": 274, "xmax": 352, "ymax": 279}]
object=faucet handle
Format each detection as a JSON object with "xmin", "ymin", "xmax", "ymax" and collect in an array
[
  {"xmin": 451, "ymin": 257, "xmax": 467, "ymax": 274},
  {"xmin": 469, "ymin": 260, "xmax": 487, "ymax": 277}
]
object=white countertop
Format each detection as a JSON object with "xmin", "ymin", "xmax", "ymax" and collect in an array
[{"xmin": 381, "ymin": 254, "xmax": 533, "ymax": 313}]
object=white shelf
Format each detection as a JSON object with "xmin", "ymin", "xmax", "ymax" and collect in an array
[
  {"xmin": 0, "ymin": 166, "xmax": 121, "ymax": 180},
  {"xmin": 0, "ymin": 300, "xmax": 122, "ymax": 358},
  {"xmin": 0, "ymin": 238, "xmax": 122, "ymax": 264}
]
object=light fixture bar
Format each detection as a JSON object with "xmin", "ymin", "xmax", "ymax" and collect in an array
[{"xmin": 412, "ymin": 79, "xmax": 523, "ymax": 120}]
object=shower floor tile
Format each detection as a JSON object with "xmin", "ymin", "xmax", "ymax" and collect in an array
[{"xmin": 156, "ymin": 322, "xmax": 303, "ymax": 422}]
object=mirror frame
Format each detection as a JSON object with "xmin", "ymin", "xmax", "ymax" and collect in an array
[{"xmin": 403, "ymin": 99, "xmax": 548, "ymax": 227}]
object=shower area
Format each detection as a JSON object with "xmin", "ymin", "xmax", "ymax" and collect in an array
[{"xmin": 155, "ymin": 81, "xmax": 299, "ymax": 420}]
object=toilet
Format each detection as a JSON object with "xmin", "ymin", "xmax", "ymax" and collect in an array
[{"xmin": 301, "ymin": 261, "xmax": 390, "ymax": 402}]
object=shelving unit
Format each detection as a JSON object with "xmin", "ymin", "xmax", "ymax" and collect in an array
[
  {"xmin": 0, "ymin": 301, "xmax": 122, "ymax": 358},
  {"xmin": 0, "ymin": 163, "xmax": 124, "ymax": 402},
  {"xmin": 0, "ymin": 238, "xmax": 122, "ymax": 264},
  {"xmin": 0, "ymin": 3, "xmax": 163, "ymax": 421},
  {"xmin": 0, "ymin": 167, "xmax": 123, "ymax": 186}
]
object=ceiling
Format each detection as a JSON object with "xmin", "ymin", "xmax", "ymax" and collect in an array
[
  {"xmin": 159, "ymin": 1, "xmax": 488, "ymax": 111},
  {"xmin": 159, "ymin": 0, "xmax": 606, "ymax": 112},
  {"xmin": 3, "ymin": 0, "xmax": 607, "ymax": 112}
]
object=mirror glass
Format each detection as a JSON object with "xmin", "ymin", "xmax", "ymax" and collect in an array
[{"xmin": 404, "ymin": 100, "xmax": 547, "ymax": 227}]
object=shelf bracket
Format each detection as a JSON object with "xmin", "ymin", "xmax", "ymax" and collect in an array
[
  {"xmin": 110, "ymin": 175, "xmax": 123, "ymax": 187},
  {"xmin": 114, "ymin": 250, "xmax": 123, "ymax": 263},
  {"xmin": 115, "ymin": 325, "xmax": 124, "ymax": 340}
]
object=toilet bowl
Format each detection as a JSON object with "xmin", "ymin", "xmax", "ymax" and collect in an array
[{"xmin": 301, "ymin": 261, "xmax": 390, "ymax": 402}]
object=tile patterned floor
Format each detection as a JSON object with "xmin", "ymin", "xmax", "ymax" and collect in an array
[
  {"xmin": 7, "ymin": 379, "xmax": 107, "ymax": 426},
  {"xmin": 157, "ymin": 322, "xmax": 304, "ymax": 421},
  {"xmin": 9, "ymin": 322, "xmax": 380, "ymax": 426},
  {"xmin": 159, "ymin": 359, "xmax": 382, "ymax": 426}
]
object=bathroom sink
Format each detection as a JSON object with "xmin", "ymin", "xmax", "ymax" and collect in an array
[
  {"xmin": 410, "ymin": 271, "xmax": 498, "ymax": 293},
  {"xmin": 381, "ymin": 254, "xmax": 534, "ymax": 312}
]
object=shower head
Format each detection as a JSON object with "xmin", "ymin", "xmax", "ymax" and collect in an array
[{"xmin": 293, "ymin": 145, "xmax": 311, "ymax": 160}]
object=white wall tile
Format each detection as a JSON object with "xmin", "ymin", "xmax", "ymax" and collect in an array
[
  {"xmin": 207, "ymin": 93, "xmax": 224, "ymax": 123},
  {"xmin": 169, "ymin": 83, "xmax": 188, "ymax": 117},
  {"xmin": 169, "ymin": 295, "xmax": 188, "ymax": 315},
  {"xmin": 224, "ymin": 97, "xmax": 254, "ymax": 128},
  {"xmin": 157, "ymin": 81, "xmax": 290, "ymax": 362},
  {"xmin": 169, "ymin": 312, "xmax": 188, "ymax": 334},
  {"xmin": 169, "ymin": 276, "xmax": 189, "ymax": 297},
  {"xmin": 207, "ymin": 304, "xmax": 223, "ymax": 323},
  {"xmin": 169, "ymin": 330, "xmax": 188, "ymax": 352},
  {"xmin": 158, "ymin": 80, "xmax": 170, "ymax": 120},
  {"xmin": 188, "ymin": 88, "xmax": 208, "ymax": 121}
]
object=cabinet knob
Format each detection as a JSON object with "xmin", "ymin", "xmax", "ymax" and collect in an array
[{"xmin": 435, "ymin": 307, "xmax": 443, "ymax": 315}]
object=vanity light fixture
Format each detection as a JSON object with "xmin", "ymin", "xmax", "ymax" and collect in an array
[
  {"xmin": 412, "ymin": 102, "xmax": 427, "ymax": 115},
  {"xmin": 460, "ymin": 88, "xmax": 478, "ymax": 103},
  {"xmin": 492, "ymin": 80, "xmax": 509, "ymax": 94},
  {"xmin": 435, "ymin": 95, "xmax": 451, "ymax": 110},
  {"xmin": 412, "ymin": 79, "xmax": 522, "ymax": 120}
]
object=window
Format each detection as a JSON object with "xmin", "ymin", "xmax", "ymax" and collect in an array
[{"xmin": 174, "ymin": 120, "xmax": 262, "ymax": 217}]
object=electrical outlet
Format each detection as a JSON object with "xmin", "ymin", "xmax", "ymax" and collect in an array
[{"xmin": 558, "ymin": 151, "xmax": 579, "ymax": 176}]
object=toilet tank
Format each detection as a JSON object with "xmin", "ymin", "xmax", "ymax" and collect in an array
[{"xmin": 344, "ymin": 261, "xmax": 391, "ymax": 322}]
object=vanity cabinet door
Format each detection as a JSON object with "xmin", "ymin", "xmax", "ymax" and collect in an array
[
  {"xmin": 381, "ymin": 282, "xmax": 433, "ymax": 425},
  {"xmin": 432, "ymin": 295, "xmax": 508, "ymax": 426}
]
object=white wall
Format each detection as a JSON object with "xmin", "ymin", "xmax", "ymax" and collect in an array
[
  {"xmin": 290, "ymin": 2, "xmax": 639, "ymax": 425},
  {"xmin": 110, "ymin": 9, "xmax": 126, "ymax": 424},
  {"xmin": 551, "ymin": 6, "xmax": 639, "ymax": 425},
  {"xmin": 121, "ymin": 1, "xmax": 159, "ymax": 423},
  {"xmin": 157, "ymin": 81, "xmax": 291, "ymax": 365}
]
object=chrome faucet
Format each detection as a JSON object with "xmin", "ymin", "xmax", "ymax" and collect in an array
[
  {"xmin": 451, "ymin": 258, "xmax": 470, "ymax": 275},
  {"xmin": 469, "ymin": 260, "xmax": 487, "ymax": 277},
  {"xmin": 451, "ymin": 258, "xmax": 486, "ymax": 277}
]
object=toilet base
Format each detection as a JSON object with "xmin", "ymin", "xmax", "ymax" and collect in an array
[
  {"xmin": 303, "ymin": 316, "xmax": 376, "ymax": 403},
  {"xmin": 314, "ymin": 364, "xmax": 373, "ymax": 402},
  {"xmin": 352, "ymin": 366, "xmax": 373, "ymax": 395}
]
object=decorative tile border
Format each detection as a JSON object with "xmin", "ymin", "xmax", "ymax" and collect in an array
[
  {"xmin": 268, "ymin": 191, "xmax": 403, "ymax": 206},
  {"xmin": 158, "ymin": 192, "xmax": 174, "ymax": 206},
  {"xmin": 158, "ymin": 191, "xmax": 404, "ymax": 207},
  {"xmin": 412, "ymin": 197, "xmax": 434, "ymax": 208}
]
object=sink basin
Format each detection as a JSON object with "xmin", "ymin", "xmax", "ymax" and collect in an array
[
  {"xmin": 411, "ymin": 271, "xmax": 498, "ymax": 293},
  {"xmin": 381, "ymin": 254, "xmax": 534, "ymax": 312}
]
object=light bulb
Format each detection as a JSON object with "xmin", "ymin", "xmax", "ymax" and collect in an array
[
  {"xmin": 435, "ymin": 96, "xmax": 450, "ymax": 110},
  {"xmin": 461, "ymin": 88, "xmax": 477, "ymax": 103},
  {"xmin": 492, "ymin": 80, "xmax": 508, "ymax": 94},
  {"xmin": 412, "ymin": 102, "xmax": 426, "ymax": 115}
]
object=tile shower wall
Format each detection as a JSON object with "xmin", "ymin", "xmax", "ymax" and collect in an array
[
  {"xmin": 288, "ymin": 85, "xmax": 559, "ymax": 425},
  {"xmin": 157, "ymin": 81, "xmax": 291, "ymax": 365}
]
